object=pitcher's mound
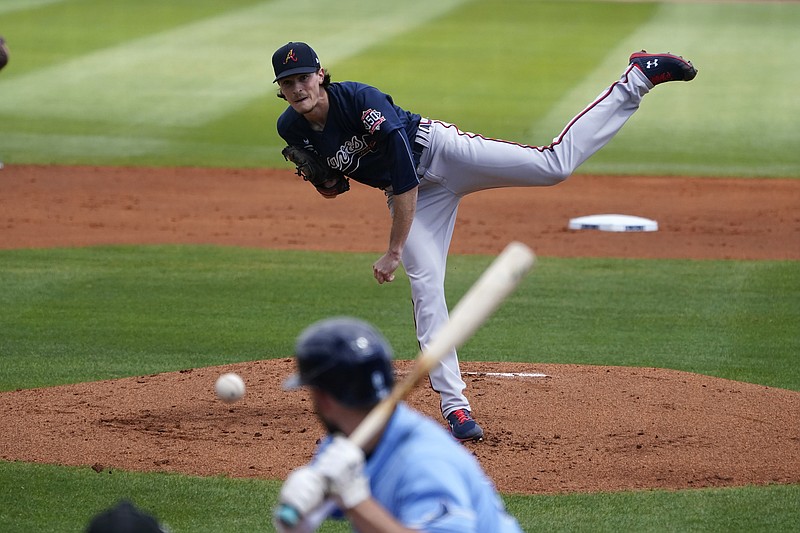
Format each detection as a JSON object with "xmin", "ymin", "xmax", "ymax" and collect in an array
[{"xmin": 1, "ymin": 360, "xmax": 798, "ymax": 494}]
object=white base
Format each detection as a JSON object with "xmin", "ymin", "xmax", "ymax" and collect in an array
[{"xmin": 568, "ymin": 214, "xmax": 658, "ymax": 232}]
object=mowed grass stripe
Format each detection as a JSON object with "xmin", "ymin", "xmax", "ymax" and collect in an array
[
  {"xmin": 0, "ymin": 0, "xmax": 66, "ymax": 16},
  {"xmin": 0, "ymin": 0, "xmax": 469, "ymax": 128},
  {"xmin": 529, "ymin": 2, "xmax": 800, "ymax": 177}
]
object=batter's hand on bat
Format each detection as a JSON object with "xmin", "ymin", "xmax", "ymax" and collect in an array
[
  {"xmin": 275, "ymin": 466, "xmax": 326, "ymax": 530},
  {"xmin": 373, "ymin": 252, "xmax": 399, "ymax": 284},
  {"xmin": 315, "ymin": 435, "xmax": 371, "ymax": 510}
]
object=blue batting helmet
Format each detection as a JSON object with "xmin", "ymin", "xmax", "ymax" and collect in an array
[{"xmin": 284, "ymin": 317, "xmax": 395, "ymax": 407}]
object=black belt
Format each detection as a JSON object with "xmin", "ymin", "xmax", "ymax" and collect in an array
[
  {"xmin": 412, "ymin": 141, "xmax": 425, "ymax": 168},
  {"xmin": 412, "ymin": 119, "xmax": 432, "ymax": 169}
]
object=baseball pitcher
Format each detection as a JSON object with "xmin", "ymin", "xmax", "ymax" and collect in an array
[{"xmin": 272, "ymin": 42, "xmax": 697, "ymax": 442}]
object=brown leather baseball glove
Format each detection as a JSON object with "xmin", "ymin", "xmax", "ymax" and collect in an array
[{"xmin": 282, "ymin": 146, "xmax": 350, "ymax": 199}]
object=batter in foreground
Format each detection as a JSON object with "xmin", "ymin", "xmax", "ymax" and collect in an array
[
  {"xmin": 276, "ymin": 317, "xmax": 524, "ymax": 532},
  {"xmin": 272, "ymin": 42, "xmax": 697, "ymax": 442}
]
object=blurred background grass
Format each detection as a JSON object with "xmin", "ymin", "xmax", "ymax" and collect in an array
[{"xmin": 0, "ymin": 0, "xmax": 798, "ymax": 176}]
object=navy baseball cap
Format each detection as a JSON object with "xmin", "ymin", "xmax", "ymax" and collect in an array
[
  {"xmin": 284, "ymin": 317, "xmax": 394, "ymax": 407},
  {"xmin": 272, "ymin": 42, "xmax": 321, "ymax": 82}
]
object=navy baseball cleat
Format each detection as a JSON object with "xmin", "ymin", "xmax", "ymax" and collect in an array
[
  {"xmin": 629, "ymin": 51, "xmax": 697, "ymax": 85},
  {"xmin": 446, "ymin": 409, "xmax": 484, "ymax": 442}
]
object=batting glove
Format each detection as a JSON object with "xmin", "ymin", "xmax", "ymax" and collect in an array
[
  {"xmin": 315, "ymin": 435, "xmax": 371, "ymax": 510},
  {"xmin": 277, "ymin": 466, "xmax": 326, "ymax": 519}
]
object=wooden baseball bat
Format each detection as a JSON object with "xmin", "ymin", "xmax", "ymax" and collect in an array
[{"xmin": 276, "ymin": 241, "xmax": 536, "ymax": 529}]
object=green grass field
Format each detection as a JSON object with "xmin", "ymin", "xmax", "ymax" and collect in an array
[
  {"xmin": 1, "ymin": 0, "xmax": 799, "ymax": 175},
  {"xmin": 1, "ymin": 1, "xmax": 799, "ymax": 531},
  {"xmin": 2, "ymin": 248, "xmax": 798, "ymax": 392}
]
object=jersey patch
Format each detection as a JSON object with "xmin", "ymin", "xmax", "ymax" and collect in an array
[{"xmin": 361, "ymin": 108, "xmax": 386, "ymax": 134}]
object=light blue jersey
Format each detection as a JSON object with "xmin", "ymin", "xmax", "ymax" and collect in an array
[{"xmin": 317, "ymin": 404, "xmax": 523, "ymax": 532}]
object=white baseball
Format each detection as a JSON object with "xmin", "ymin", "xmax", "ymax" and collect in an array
[{"xmin": 215, "ymin": 372, "xmax": 245, "ymax": 403}]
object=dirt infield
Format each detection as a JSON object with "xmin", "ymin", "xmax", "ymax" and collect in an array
[{"xmin": 0, "ymin": 164, "xmax": 799, "ymax": 494}]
